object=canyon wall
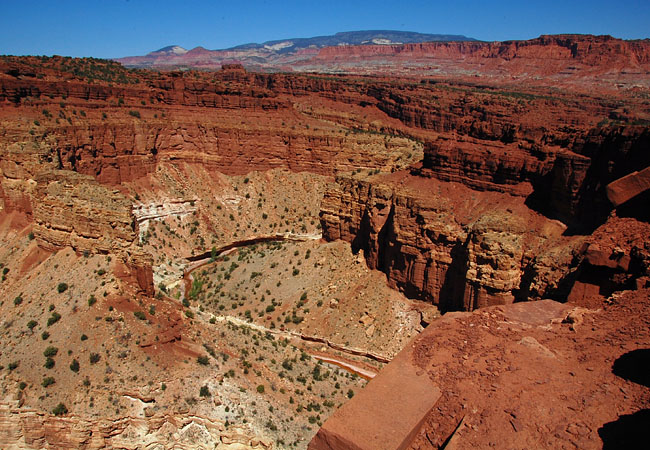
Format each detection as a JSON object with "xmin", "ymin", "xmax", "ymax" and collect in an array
[
  {"xmin": 2, "ymin": 56, "xmax": 648, "ymax": 310},
  {"xmin": 319, "ymin": 177, "xmax": 577, "ymax": 311},
  {"xmin": 317, "ymin": 34, "xmax": 650, "ymax": 66}
]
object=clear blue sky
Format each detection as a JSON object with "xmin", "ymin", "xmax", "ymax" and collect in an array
[{"xmin": 1, "ymin": 0, "xmax": 648, "ymax": 58}]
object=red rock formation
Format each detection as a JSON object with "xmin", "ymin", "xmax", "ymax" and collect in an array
[
  {"xmin": 320, "ymin": 174, "xmax": 578, "ymax": 311},
  {"xmin": 1, "ymin": 55, "xmax": 647, "ymax": 308},
  {"xmin": 606, "ymin": 166, "xmax": 650, "ymax": 206},
  {"xmin": 312, "ymin": 294, "xmax": 650, "ymax": 449},
  {"xmin": 313, "ymin": 35, "xmax": 650, "ymax": 87},
  {"xmin": 31, "ymin": 170, "xmax": 154, "ymax": 294}
]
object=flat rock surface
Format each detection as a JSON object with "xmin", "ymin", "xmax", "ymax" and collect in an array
[
  {"xmin": 408, "ymin": 294, "xmax": 650, "ymax": 449},
  {"xmin": 309, "ymin": 343, "xmax": 440, "ymax": 450}
]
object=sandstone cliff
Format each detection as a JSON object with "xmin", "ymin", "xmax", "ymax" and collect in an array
[{"xmin": 320, "ymin": 175, "xmax": 580, "ymax": 311}]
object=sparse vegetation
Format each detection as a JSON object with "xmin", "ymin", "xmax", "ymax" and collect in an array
[{"xmin": 52, "ymin": 403, "xmax": 68, "ymax": 416}]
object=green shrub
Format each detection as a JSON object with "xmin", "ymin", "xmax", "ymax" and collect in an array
[
  {"xmin": 47, "ymin": 312, "xmax": 61, "ymax": 326},
  {"xmin": 80, "ymin": 334, "xmax": 88, "ymax": 341},
  {"xmin": 42, "ymin": 377, "xmax": 55, "ymax": 387},
  {"xmin": 69, "ymin": 359, "xmax": 80, "ymax": 373},
  {"xmin": 88, "ymin": 295, "xmax": 96, "ymax": 307},
  {"xmin": 52, "ymin": 403, "xmax": 68, "ymax": 415},
  {"xmin": 44, "ymin": 357, "xmax": 55, "ymax": 369},
  {"xmin": 128, "ymin": 110, "xmax": 141, "ymax": 118},
  {"xmin": 41, "ymin": 331, "xmax": 50, "ymax": 340},
  {"xmin": 14, "ymin": 296, "xmax": 23, "ymax": 306},
  {"xmin": 89, "ymin": 353, "xmax": 100, "ymax": 364},
  {"xmin": 57, "ymin": 283, "xmax": 68, "ymax": 293},
  {"xmin": 199, "ymin": 385, "xmax": 210, "ymax": 397},
  {"xmin": 8, "ymin": 361, "xmax": 18, "ymax": 371},
  {"xmin": 43, "ymin": 346, "xmax": 58, "ymax": 357},
  {"xmin": 133, "ymin": 311, "xmax": 146, "ymax": 320},
  {"xmin": 197, "ymin": 355, "xmax": 209, "ymax": 366},
  {"xmin": 257, "ymin": 384, "xmax": 265, "ymax": 394},
  {"xmin": 27, "ymin": 320, "xmax": 38, "ymax": 330},
  {"xmin": 19, "ymin": 382, "xmax": 27, "ymax": 390}
]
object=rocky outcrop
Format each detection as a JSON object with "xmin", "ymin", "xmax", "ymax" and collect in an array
[
  {"xmin": 0, "ymin": 403, "xmax": 272, "ymax": 450},
  {"xmin": 317, "ymin": 34, "xmax": 650, "ymax": 66},
  {"xmin": 606, "ymin": 166, "xmax": 650, "ymax": 206},
  {"xmin": 320, "ymin": 176, "xmax": 573, "ymax": 311},
  {"xmin": 416, "ymin": 126, "xmax": 650, "ymax": 228},
  {"xmin": 30, "ymin": 170, "xmax": 154, "ymax": 294},
  {"xmin": 313, "ymin": 34, "xmax": 650, "ymax": 86},
  {"xmin": 312, "ymin": 294, "xmax": 650, "ymax": 449},
  {"xmin": 33, "ymin": 171, "xmax": 135, "ymax": 253}
]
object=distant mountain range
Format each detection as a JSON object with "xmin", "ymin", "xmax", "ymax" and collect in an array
[
  {"xmin": 116, "ymin": 30, "xmax": 477, "ymax": 70},
  {"xmin": 225, "ymin": 30, "xmax": 477, "ymax": 52},
  {"xmin": 115, "ymin": 31, "xmax": 650, "ymax": 88}
]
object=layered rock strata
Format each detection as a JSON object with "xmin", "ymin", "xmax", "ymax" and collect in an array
[
  {"xmin": 31, "ymin": 170, "xmax": 153, "ymax": 294},
  {"xmin": 0, "ymin": 403, "xmax": 271, "ymax": 450},
  {"xmin": 320, "ymin": 175, "xmax": 576, "ymax": 311}
]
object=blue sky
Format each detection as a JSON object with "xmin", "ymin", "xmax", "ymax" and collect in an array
[{"xmin": 1, "ymin": 0, "xmax": 648, "ymax": 58}]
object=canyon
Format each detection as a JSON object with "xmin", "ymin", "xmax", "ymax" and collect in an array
[{"xmin": 0, "ymin": 33, "xmax": 649, "ymax": 449}]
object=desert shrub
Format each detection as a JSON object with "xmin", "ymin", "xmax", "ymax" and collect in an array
[
  {"xmin": 197, "ymin": 355, "xmax": 209, "ymax": 366},
  {"xmin": 47, "ymin": 312, "xmax": 61, "ymax": 326},
  {"xmin": 44, "ymin": 357, "xmax": 55, "ymax": 369},
  {"xmin": 257, "ymin": 385, "xmax": 265, "ymax": 394},
  {"xmin": 41, "ymin": 331, "xmax": 50, "ymax": 340},
  {"xmin": 199, "ymin": 385, "xmax": 210, "ymax": 397},
  {"xmin": 69, "ymin": 359, "xmax": 79, "ymax": 372},
  {"xmin": 57, "ymin": 283, "xmax": 68, "ymax": 293},
  {"xmin": 88, "ymin": 295, "xmax": 96, "ymax": 307},
  {"xmin": 14, "ymin": 296, "xmax": 23, "ymax": 306},
  {"xmin": 89, "ymin": 353, "xmax": 100, "ymax": 364},
  {"xmin": 8, "ymin": 361, "xmax": 19, "ymax": 371},
  {"xmin": 128, "ymin": 110, "xmax": 140, "ymax": 118},
  {"xmin": 52, "ymin": 403, "xmax": 68, "ymax": 415},
  {"xmin": 133, "ymin": 311, "xmax": 146, "ymax": 320},
  {"xmin": 27, "ymin": 320, "xmax": 38, "ymax": 330},
  {"xmin": 43, "ymin": 346, "xmax": 58, "ymax": 357},
  {"xmin": 80, "ymin": 334, "xmax": 88, "ymax": 341},
  {"xmin": 42, "ymin": 377, "xmax": 55, "ymax": 387}
]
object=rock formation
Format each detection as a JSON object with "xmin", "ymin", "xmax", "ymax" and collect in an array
[
  {"xmin": 0, "ymin": 46, "xmax": 648, "ymax": 449},
  {"xmin": 311, "ymin": 291, "xmax": 650, "ymax": 449}
]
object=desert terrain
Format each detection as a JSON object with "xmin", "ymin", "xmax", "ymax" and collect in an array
[{"xmin": 0, "ymin": 33, "xmax": 649, "ymax": 449}]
